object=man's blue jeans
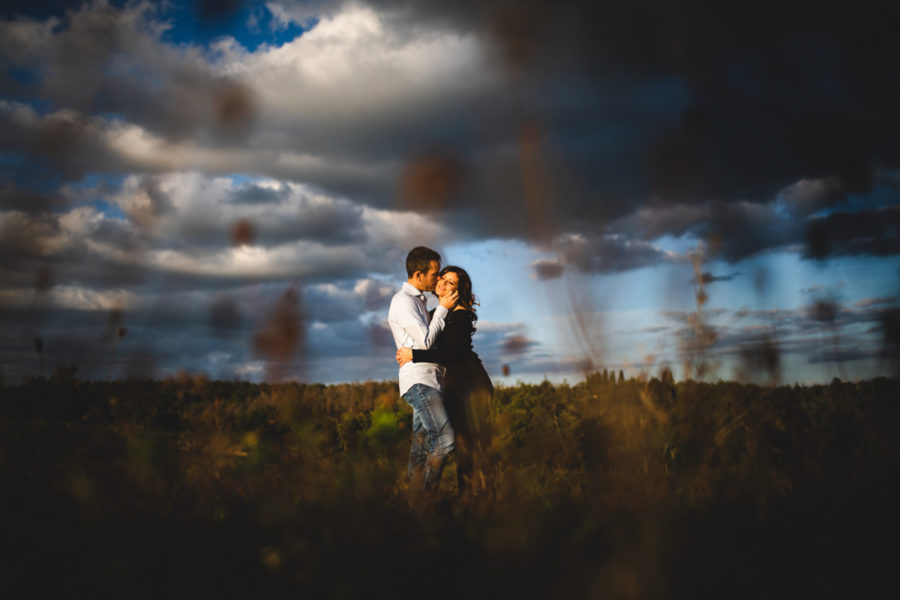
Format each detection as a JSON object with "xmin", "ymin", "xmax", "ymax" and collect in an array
[{"xmin": 402, "ymin": 383, "xmax": 454, "ymax": 490}]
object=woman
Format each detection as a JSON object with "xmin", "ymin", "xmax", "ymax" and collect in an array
[{"xmin": 396, "ymin": 266, "xmax": 493, "ymax": 494}]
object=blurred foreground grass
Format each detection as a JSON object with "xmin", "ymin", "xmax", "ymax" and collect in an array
[{"xmin": 2, "ymin": 373, "xmax": 898, "ymax": 598}]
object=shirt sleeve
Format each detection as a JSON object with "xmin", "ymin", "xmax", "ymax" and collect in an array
[
  {"xmin": 390, "ymin": 294, "xmax": 448, "ymax": 349},
  {"xmin": 412, "ymin": 311, "xmax": 471, "ymax": 365}
]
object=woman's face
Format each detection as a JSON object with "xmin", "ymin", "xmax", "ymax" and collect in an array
[{"xmin": 435, "ymin": 271, "xmax": 459, "ymax": 299}]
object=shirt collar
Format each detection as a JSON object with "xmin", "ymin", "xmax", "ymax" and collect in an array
[{"xmin": 401, "ymin": 281, "xmax": 426, "ymax": 301}]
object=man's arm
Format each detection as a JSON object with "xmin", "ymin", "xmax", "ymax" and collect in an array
[{"xmin": 389, "ymin": 294, "xmax": 448, "ymax": 349}]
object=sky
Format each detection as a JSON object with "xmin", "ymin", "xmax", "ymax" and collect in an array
[{"xmin": 1, "ymin": 0, "xmax": 898, "ymax": 386}]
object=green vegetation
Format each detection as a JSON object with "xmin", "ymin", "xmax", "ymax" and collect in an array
[{"xmin": 2, "ymin": 373, "xmax": 898, "ymax": 598}]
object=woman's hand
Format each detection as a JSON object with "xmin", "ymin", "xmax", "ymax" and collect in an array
[{"xmin": 396, "ymin": 347, "xmax": 413, "ymax": 366}]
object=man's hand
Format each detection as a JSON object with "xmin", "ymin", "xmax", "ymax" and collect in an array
[
  {"xmin": 439, "ymin": 290, "xmax": 458, "ymax": 309},
  {"xmin": 396, "ymin": 347, "xmax": 413, "ymax": 366}
]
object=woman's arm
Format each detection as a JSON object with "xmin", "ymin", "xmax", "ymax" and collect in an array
[{"xmin": 412, "ymin": 311, "xmax": 471, "ymax": 365}]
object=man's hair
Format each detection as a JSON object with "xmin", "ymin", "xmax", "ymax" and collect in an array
[{"xmin": 406, "ymin": 246, "xmax": 441, "ymax": 277}]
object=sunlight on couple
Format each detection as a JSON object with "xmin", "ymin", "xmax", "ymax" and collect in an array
[{"xmin": 387, "ymin": 246, "xmax": 493, "ymax": 500}]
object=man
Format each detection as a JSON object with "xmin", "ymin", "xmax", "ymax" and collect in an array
[{"xmin": 388, "ymin": 246, "xmax": 458, "ymax": 493}]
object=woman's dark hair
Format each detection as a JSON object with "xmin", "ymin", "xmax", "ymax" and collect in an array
[{"xmin": 440, "ymin": 266, "xmax": 478, "ymax": 320}]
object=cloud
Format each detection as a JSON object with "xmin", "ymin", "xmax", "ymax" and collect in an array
[
  {"xmin": 804, "ymin": 206, "xmax": 900, "ymax": 260},
  {"xmin": 303, "ymin": 277, "xmax": 394, "ymax": 323},
  {"xmin": 336, "ymin": 0, "xmax": 900, "ymax": 201},
  {"xmin": 854, "ymin": 297, "xmax": 896, "ymax": 309},
  {"xmin": 698, "ymin": 272, "xmax": 740, "ymax": 285},
  {"xmin": 265, "ymin": 0, "xmax": 338, "ymax": 29},
  {"xmin": 529, "ymin": 257, "xmax": 565, "ymax": 280},
  {"xmin": 353, "ymin": 277, "xmax": 396, "ymax": 311},
  {"xmin": 111, "ymin": 173, "xmax": 370, "ymax": 246},
  {"xmin": 500, "ymin": 334, "xmax": 535, "ymax": 356},
  {"xmin": 2, "ymin": 0, "xmax": 900, "ymax": 384},
  {"xmin": 0, "ymin": 171, "xmax": 456, "ymax": 347},
  {"xmin": 777, "ymin": 176, "xmax": 850, "ymax": 218},
  {"xmin": 0, "ymin": 284, "xmax": 138, "ymax": 311},
  {"xmin": 693, "ymin": 201, "xmax": 799, "ymax": 263},
  {"xmin": 0, "ymin": 182, "xmax": 64, "ymax": 214},
  {"xmin": 471, "ymin": 320, "xmax": 522, "ymax": 333},
  {"xmin": 530, "ymin": 232, "xmax": 675, "ymax": 279},
  {"xmin": 4, "ymin": 0, "xmax": 900, "ymax": 259},
  {"xmin": 0, "ymin": 1, "xmax": 251, "ymax": 143},
  {"xmin": 0, "ymin": 101, "xmax": 395, "ymax": 198},
  {"xmin": 0, "ymin": 156, "xmax": 461, "ymax": 383}
]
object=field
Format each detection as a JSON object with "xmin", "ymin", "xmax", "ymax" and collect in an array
[{"xmin": 2, "ymin": 373, "xmax": 898, "ymax": 598}]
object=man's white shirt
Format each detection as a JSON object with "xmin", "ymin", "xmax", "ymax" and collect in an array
[{"xmin": 388, "ymin": 282, "xmax": 449, "ymax": 395}]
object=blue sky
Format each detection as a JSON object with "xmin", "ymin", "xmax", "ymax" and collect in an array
[{"xmin": 1, "ymin": 0, "xmax": 898, "ymax": 386}]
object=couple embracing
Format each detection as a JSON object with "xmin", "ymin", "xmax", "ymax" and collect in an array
[{"xmin": 388, "ymin": 246, "xmax": 493, "ymax": 496}]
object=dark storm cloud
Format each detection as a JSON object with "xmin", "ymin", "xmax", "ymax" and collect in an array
[
  {"xmin": 778, "ymin": 176, "xmax": 853, "ymax": 219},
  {"xmin": 380, "ymin": 0, "xmax": 900, "ymax": 272},
  {"xmin": 4, "ymin": 0, "xmax": 897, "ymax": 266},
  {"xmin": 501, "ymin": 334, "xmax": 534, "ymax": 356},
  {"xmin": 361, "ymin": 0, "xmax": 899, "ymax": 173},
  {"xmin": 0, "ymin": 0, "xmax": 493, "ymax": 196},
  {"xmin": 698, "ymin": 272, "xmax": 740, "ymax": 285},
  {"xmin": 0, "ymin": 98, "xmax": 396, "ymax": 201},
  {"xmin": 530, "ymin": 231, "xmax": 673, "ymax": 279},
  {"xmin": 803, "ymin": 206, "xmax": 900, "ymax": 260},
  {"xmin": 618, "ymin": 199, "xmax": 799, "ymax": 264},
  {"xmin": 0, "ymin": 209, "xmax": 61, "ymax": 261},
  {"xmin": 699, "ymin": 202, "xmax": 798, "ymax": 262},
  {"xmin": 0, "ymin": 103, "xmax": 128, "ymax": 182},
  {"xmin": 342, "ymin": 0, "xmax": 900, "ymax": 271},
  {"xmin": 275, "ymin": 197, "xmax": 366, "ymax": 246},
  {"xmin": 0, "ymin": 182, "xmax": 65, "ymax": 213},
  {"xmin": 0, "ymin": 1, "xmax": 254, "ymax": 143},
  {"xmin": 0, "ymin": 196, "xmax": 161, "ymax": 293},
  {"xmin": 529, "ymin": 257, "xmax": 565, "ymax": 280},
  {"xmin": 540, "ymin": 181, "xmax": 897, "ymax": 278}
]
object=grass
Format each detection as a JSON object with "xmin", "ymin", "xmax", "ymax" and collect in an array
[{"xmin": 1, "ymin": 374, "xmax": 898, "ymax": 598}]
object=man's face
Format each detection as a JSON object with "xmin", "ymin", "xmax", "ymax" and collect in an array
[{"xmin": 417, "ymin": 260, "xmax": 440, "ymax": 292}]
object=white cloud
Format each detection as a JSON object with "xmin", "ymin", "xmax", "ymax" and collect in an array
[
  {"xmin": 58, "ymin": 206, "xmax": 106, "ymax": 236},
  {"xmin": 217, "ymin": 3, "xmax": 500, "ymax": 125},
  {"xmin": 1, "ymin": 169, "xmax": 452, "ymax": 292},
  {"xmin": 475, "ymin": 320, "xmax": 526, "ymax": 333},
  {"xmin": 854, "ymin": 297, "xmax": 895, "ymax": 308},
  {"xmin": 0, "ymin": 285, "xmax": 138, "ymax": 311},
  {"xmin": 100, "ymin": 172, "xmax": 450, "ymax": 280},
  {"xmin": 0, "ymin": 2, "xmax": 510, "ymax": 209},
  {"xmin": 206, "ymin": 351, "xmax": 232, "ymax": 363},
  {"xmin": 235, "ymin": 361, "xmax": 265, "ymax": 377},
  {"xmin": 777, "ymin": 177, "xmax": 844, "ymax": 217},
  {"xmin": 0, "ymin": 100, "xmax": 395, "ymax": 191}
]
